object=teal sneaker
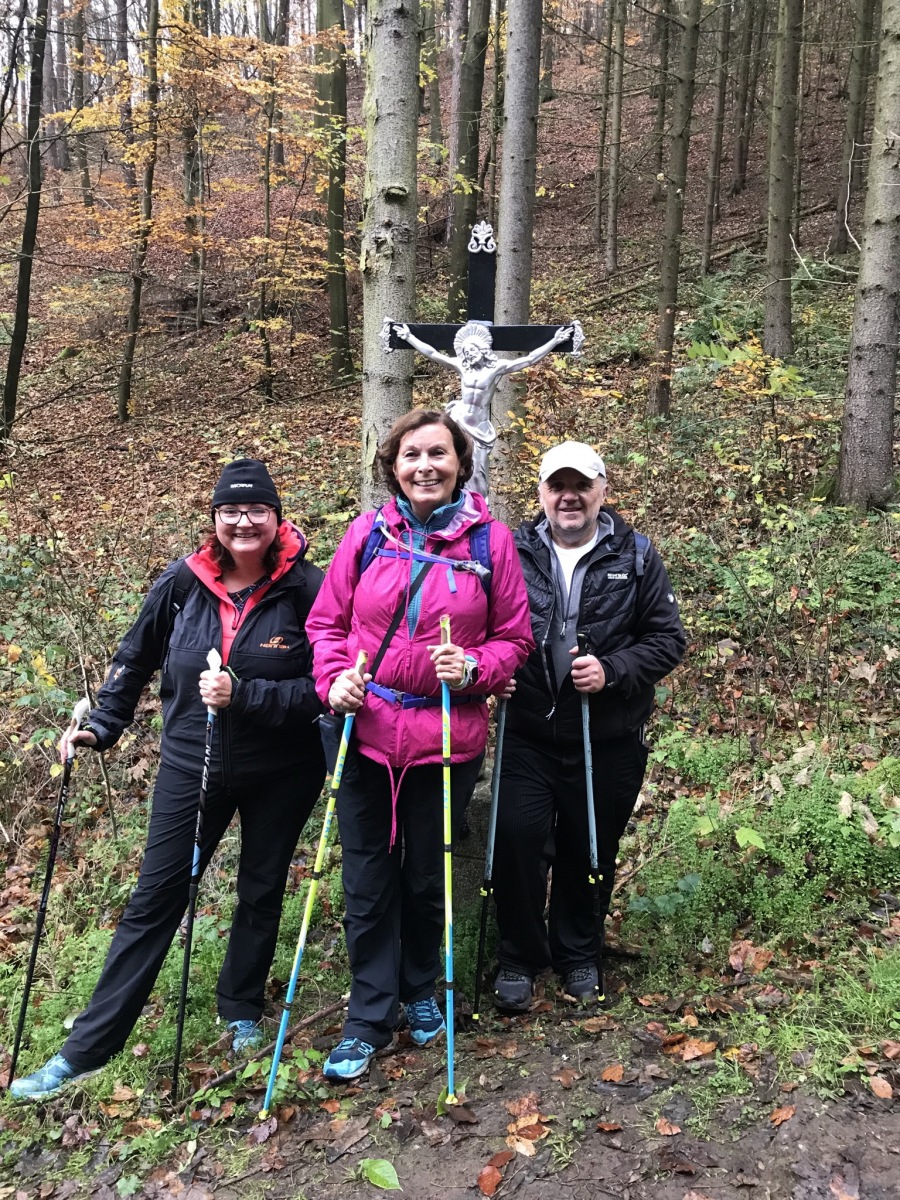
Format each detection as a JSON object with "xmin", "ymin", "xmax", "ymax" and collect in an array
[
  {"xmin": 9, "ymin": 1054, "xmax": 98, "ymax": 1102},
  {"xmin": 226, "ymin": 1019, "xmax": 266, "ymax": 1055},
  {"xmin": 322, "ymin": 1038, "xmax": 377, "ymax": 1081},
  {"xmin": 403, "ymin": 997, "xmax": 446, "ymax": 1046}
]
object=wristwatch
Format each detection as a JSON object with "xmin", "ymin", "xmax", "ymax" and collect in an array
[{"xmin": 452, "ymin": 654, "xmax": 479, "ymax": 690}]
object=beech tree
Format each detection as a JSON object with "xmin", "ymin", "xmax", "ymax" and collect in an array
[
  {"xmin": 836, "ymin": 0, "xmax": 899, "ymax": 508},
  {"xmin": 829, "ymin": 0, "xmax": 877, "ymax": 255},
  {"xmin": 491, "ymin": 0, "xmax": 542, "ymax": 515},
  {"xmin": 763, "ymin": 0, "xmax": 803, "ymax": 360},
  {"xmin": 2, "ymin": 0, "xmax": 50, "ymax": 439},
  {"xmin": 359, "ymin": 0, "xmax": 420, "ymax": 507},
  {"xmin": 646, "ymin": 0, "xmax": 702, "ymax": 418}
]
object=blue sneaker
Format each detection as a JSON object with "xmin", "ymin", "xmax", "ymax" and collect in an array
[
  {"xmin": 403, "ymin": 997, "xmax": 446, "ymax": 1046},
  {"xmin": 323, "ymin": 1038, "xmax": 377, "ymax": 1081},
  {"xmin": 226, "ymin": 1019, "xmax": 265, "ymax": 1055},
  {"xmin": 8, "ymin": 1053, "xmax": 97, "ymax": 1102}
]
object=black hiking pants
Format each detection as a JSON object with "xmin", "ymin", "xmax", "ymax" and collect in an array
[
  {"xmin": 493, "ymin": 730, "xmax": 648, "ymax": 977},
  {"xmin": 61, "ymin": 754, "xmax": 324, "ymax": 1073},
  {"xmin": 335, "ymin": 746, "xmax": 481, "ymax": 1047}
]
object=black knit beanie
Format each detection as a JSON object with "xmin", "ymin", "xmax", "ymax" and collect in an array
[{"xmin": 211, "ymin": 460, "xmax": 282, "ymax": 521}]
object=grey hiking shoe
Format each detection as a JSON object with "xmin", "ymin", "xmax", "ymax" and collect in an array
[
  {"xmin": 9, "ymin": 1053, "xmax": 99, "ymax": 1102},
  {"xmin": 493, "ymin": 968, "xmax": 534, "ymax": 1012},
  {"xmin": 562, "ymin": 963, "xmax": 604, "ymax": 1002}
]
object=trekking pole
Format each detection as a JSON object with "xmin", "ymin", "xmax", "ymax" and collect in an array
[
  {"xmin": 439, "ymin": 614, "xmax": 458, "ymax": 1104},
  {"xmin": 259, "ymin": 651, "xmax": 367, "ymax": 1121},
  {"xmin": 472, "ymin": 697, "xmax": 507, "ymax": 1022},
  {"xmin": 171, "ymin": 647, "xmax": 221, "ymax": 1103},
  {"xmin": 576, "ymin": 632, "xmax": 605, "ymax": 1003},
  {"xmin": 7, "ymin": 697, "xmax": 90, "ymax": 1090}
]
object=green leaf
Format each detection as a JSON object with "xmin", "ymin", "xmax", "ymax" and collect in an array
[
  {"xmin": 695, "ymin": 814, "xmax": 719, "ymax": 836},
  {"xmin": 117, "ymin": 1177, "xmax": 141, "ymax": 1197},
  {"xmin": 735, "ymin": 826, "xmax": 766, "ymax": 850},
  {"xmin": 359, "ymin": 1158, "xmax": 401, "ymax": 1190}
]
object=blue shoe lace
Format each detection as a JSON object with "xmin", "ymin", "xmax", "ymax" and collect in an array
[{"xmin": 227, "ymin": 1019, "xmax": 265, "ymax": 1054}]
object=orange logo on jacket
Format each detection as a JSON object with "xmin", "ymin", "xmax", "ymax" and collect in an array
[{"xmin": 259, "ymin": 635, "xmax": 292, "ymax": 650}]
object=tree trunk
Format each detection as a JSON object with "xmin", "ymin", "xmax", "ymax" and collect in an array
[
  {"xmin": 317, "ymin": 0, "xmax": 354, "ymax": 380},
  {"xmin": 447, "ymin": 0, "xmax": 490, "ymax": 318},
  {"xmin": 539, "ymin": 19, "xmax": 555, "ymax": 102},
  {"xmin": 446, "ymin": 0, "xmax": 468, "ymax": 240},
  {"xmin": 115, "ymin": 0, "xmax": 135, "ymax": 193},
  {"xmin": 422, "ymin": 0, "xmax": 443, "ymax": 161},
  {"xmin": 650, "ymin": 0, "xmax": 670, "ymax": 203},
  {"xmin": 700, "ymin": 0, "xmax": 731, "ymax": 272},
  {"xmin": 2, "ymin": 0, "xmax": 50, "ymax": 439},
  {"xmin": 491, "ymin": 0, "xmax": 542, "ymax": 515},
  {"xmin": 272, "ymin": 0, "xmax": 290, "ymax": 167},
  {"xmin": 763, "ymin": 0, "xmax": 803, "ymax": 360},
  {"xmin": 646, "ymin": 0, "xmax": 702, "ymax": 418},
  {"xmin": 829, "ymin": 0, "xmax": 876, "ymax": 254},
  {"xmin": 835, "ymin": 0, "xmax": 899, "ymax": 508},
  {"xmin": 117, "ymin": 0, "xmax": 160, "ymax": 422},
  {"xmin": 604, "ymin": 0, "xmax": 625, "ymax": 273},
  {"xmin": 360, "ymin": 0, "xmax": 420, "ymax": 508},
  {"xmin": 485, "ymin": 0, "xmax": 505, "ymax": 228},
  {"xmin": 71, "ymin": 0, "xmax": 94, "ymax": 206},
  {"xmin": 593, "ymin": 0, "xmax": 615, "ymax": 243},
  {"xmin": 54, "ymin": 0, "xmax": 71, "ymax": 170}
]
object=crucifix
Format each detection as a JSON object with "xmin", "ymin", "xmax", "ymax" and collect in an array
[{"xmin": 380, "ymin": 222, "xmax": 585, "ymax": 496}]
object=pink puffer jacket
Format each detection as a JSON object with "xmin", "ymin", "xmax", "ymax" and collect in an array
[{"xmin": 307, "ymin": 490, "xmax": 533, "ymax": 770}]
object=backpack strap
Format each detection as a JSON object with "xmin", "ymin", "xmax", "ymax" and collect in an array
[
  {"xmin": 633, "ymin": 531, "xmax": 650, "ymax": 577},
  {"xmin": 467, "ymin": 522, "xmax": 492, "ymax": 600},
  {"xmin": 359, "ymin": 507, "xmax": 493, "ymax": 598},
  {"xmin": 159, "ymin": 558, "xmax": 197, "ymax": 666},
  {"xmin": 359, "ymin": 507, "xmax": 387, "ymax": 575}
]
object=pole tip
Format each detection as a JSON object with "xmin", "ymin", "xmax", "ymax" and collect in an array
[{"xmin": 258, "ymin": 1108, "xmax": 270, "ymax": 1121}]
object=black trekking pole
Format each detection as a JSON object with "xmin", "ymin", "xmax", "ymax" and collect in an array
[
  {"xmin": 576, "ymin": 632, "xmax": 605, "ymax": 1003},
  {"xmin": 472, "ymin": 697, "xmax": 507, "ymax": 1022},
  {"xmin": 7, "ymin": 697, "xmax": 91, "ymax": 1090},
  {"xmin": 171, "ymin": 647, "xmax": 221, "ymax": 1103}
]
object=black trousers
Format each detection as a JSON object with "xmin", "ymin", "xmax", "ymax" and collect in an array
[
  {"xmin": 493, "ymin": 729, "xmax": 648, "ymax": 976},
  {"xmin": 62, "ymin": 755, "xmax": 324, "ymax": 1073},
  {"xmin": 336, "ymin": 747, "xmax": 481, "ymax": 1047}
]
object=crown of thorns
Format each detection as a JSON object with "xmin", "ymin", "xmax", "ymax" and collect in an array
[{"xmin": 453, "ymin": 322, "xmax": 494, "ymax": 357}]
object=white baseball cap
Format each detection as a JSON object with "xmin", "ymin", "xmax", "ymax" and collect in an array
[{"xmin": 539, "ymin": 441, "xmax": 607, "ymax": 482}]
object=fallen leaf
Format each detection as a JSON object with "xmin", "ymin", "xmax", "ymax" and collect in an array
[
  {"xmin": 488, "ymin": 1151, "xmax": 514, "ymax": 1168},
  {"xmin": 320, "ymin": 1098, "xmax": 341, "ymax": 1114},
  {"xmin": 582, "ymin": 1015, "xmax": 617, "ymax": 1033},
  {"xmin": 869, "ymin": 1075, "xmax": 893, "ymax": 1099},
  {"xmin": 505, "ymin": 1092, "xmax": 540, "ymax": 1118},
  {"xmin": 601, "ymin": 1063, "xmax": 624, "ymax": 1082},
  {"xmin": 656, "ymin": 1117, "xmax": 681, "ymax": 1136},
  {"xmin": 247, "ymin": 1116, "xmax": 277, "ymax": 1145},
  {"xmin": 446, "ymin": 1103, "xmax": 479, "ymax": 1124},
  {"xmin": 770, "ymin": 1104, "xmax": 796, "ymax": 1126},
  {"xmin": 477, "ymin": 1165, "xmax": 503, "ymax": 1197},
  {"xmin": 638, "ymin": 993, "xmax": 667, "ymax": 1007},
  {"xmin": 131, "ymin": 1043, "xmax": 150, "ymax": 1058},
  {"xmin": 505, "ymin": 1135, "xmax": 537, "ymax": 1157},
  {"xmin": 552, "ymin": 1067, "xmax": 581, "ymax": 1089},
  {"xmin": 596, "ymin": 1121, "xmax": 623, "ymax": 1132},
  {"xmin": 881, "ymin": 1040, "xmax": 900, "ymax": 1060},
  {"xmin": 683, "ymin": 1192, "xmax": 716, "ymax": 1199},
  {"xmin": 681, "ymin": 1038, "xmax": 717, "ymax": 1061}
]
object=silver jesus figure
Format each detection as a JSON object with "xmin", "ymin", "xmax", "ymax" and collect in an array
[{"xmin": 383, "ymin": 319, "xmax": 582, "ymax": 495}]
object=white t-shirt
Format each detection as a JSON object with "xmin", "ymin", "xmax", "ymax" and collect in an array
[{"xmin": 551, "ymin": 529, "xmax": 601, "ymax": 598}]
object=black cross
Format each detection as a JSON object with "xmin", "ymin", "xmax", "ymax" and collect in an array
[{"xmin": 383, "ymin": 222, "xmax": 580, "ymax": 354}]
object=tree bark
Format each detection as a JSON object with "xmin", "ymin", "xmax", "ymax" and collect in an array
[
  {"xmin": 604, "ymin": 0, "xmax": 625, "ymax": 273},
  {"xmin": 71, "ymin": 0, "xmax": 94, "ymax": 206},
  {"xmin": 650, "ymin": 0, "xmax": 670, "ymax": 203},
  {"xmin": 117, "ymin": 0, "xmax": 160, "ymax": 422},
  {"xmin": 593, "ymin": 0, "xmax": 615, "ymax": 243},
  {"xmin": 700, "ymin": 0, "xmax": 731, "ymax": 273},
  {"xmin": 491, "ymin": 0, "xmax": 542, "ymax": 514},
  {"xmin": 2, "ymin": 0, "xmax": 50, "ymax": 439},
  {"xmin": 829, "ymin": 0, "xmax": 876, "ymax": 254},
  {"xmin": 360, "ymin": 0, "xmax": 420, "ymax": 508},
  {"xmin": 763, "ymin": 0, "xmax": 803, "ymax": 360},
  {"xmin": 317, "ymin": 0, "xmax": 354, "ymax": 380},
  {"xmin": 646, "ymin": 0, "xmax": 702, "ymax": 418},
  {"xmin": 446, "ymin": 0, "xmax": 468, "ymax": 240},
  {"xmin": 835, "ymin": 0, "xmax": 899, "ymax": 508},
  {"xmin": 447, "ymin": 0, "xmax": 490, "ymax": 318}
]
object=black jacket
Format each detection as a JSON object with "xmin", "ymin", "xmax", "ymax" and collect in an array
[
  {"xmin": 86, "ymin": 525, "xmax": 324, "ymax": 782},
  {"xmin": 508, "ymin": 508, "xmax": 686, "ymax": 746}
]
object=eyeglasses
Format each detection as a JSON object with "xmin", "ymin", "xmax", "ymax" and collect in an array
[{"xmin": 215, "ymin": 506, "xmax": 274, "ymax": 525}]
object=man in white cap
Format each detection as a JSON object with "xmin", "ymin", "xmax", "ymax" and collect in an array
[{"xmin": 492, "ymin": 441, "xmax": 685, "ymax": 1010}]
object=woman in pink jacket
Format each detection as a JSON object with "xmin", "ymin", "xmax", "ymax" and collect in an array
[{"xmin": 307, "ymin": 410, "xmax": 533, "ymax": 1081}]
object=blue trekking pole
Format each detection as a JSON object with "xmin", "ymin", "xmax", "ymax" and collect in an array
[
  {"xmin": 439, "ymin": 615, "xmax": 458, "ymax": 1104},
  {"xmin": 576, "ymin": 632, "xmax": 605, "ymax": 1003},
  {"xmin": 259, "ymin": 651, "xmax": 367, "ymax": 1120},
  {"xmin": 7, "ymin": 697, "xmax": 90, "ymax": 1091},
  {"xmin": 471, "ymin": 697, "xmax": 507, "ymax": 1022},
  {"xmin": 171, "ymin": 647, "xmax": 221, "ymax": 1103}
]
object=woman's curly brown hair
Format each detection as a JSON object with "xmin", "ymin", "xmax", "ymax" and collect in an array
[{"xmin": 376, "ymin": 410, "xmax": 474, "ymax": 497}]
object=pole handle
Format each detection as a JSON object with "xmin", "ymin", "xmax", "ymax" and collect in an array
[
  {"xmin": 205, "ymin": 648, "xmax": 223, "ymax": 717},
  {"xmin": 576, "ymin": 630, "xmax": 591, "ymax": 657},
  {"xmin": 354, "ymin": 650, "xmax": 368, "ymax": 673},
  {"xmin": 440, "ymin": 614, "xmax": 451, "ymax": 645}
]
